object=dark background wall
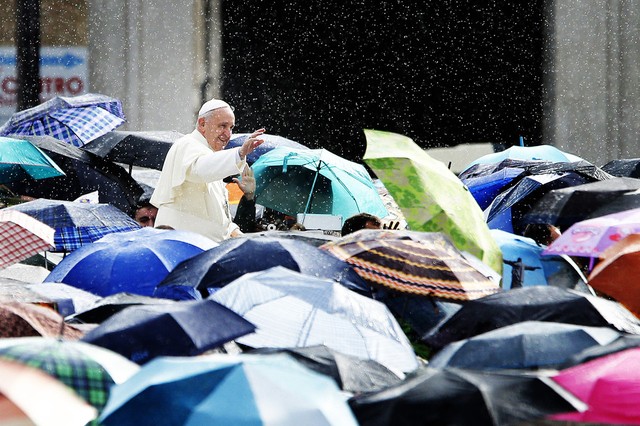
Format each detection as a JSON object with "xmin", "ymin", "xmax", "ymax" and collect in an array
[{"xmin": 221, "ymin": 1, "xmax": 545, "ymax": 161}]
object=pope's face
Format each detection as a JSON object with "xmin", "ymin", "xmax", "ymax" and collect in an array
[{"xmin": 198, "ymin": 107, "xmax": 235, "ymax": 151}]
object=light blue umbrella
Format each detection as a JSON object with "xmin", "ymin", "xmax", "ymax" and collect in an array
[
  {"xmin": 252, "ymin": 147, "xmax": 388, "ymax": 222},
  {"xmin": 99, "ymin": 354, "xmax": 359, "ymax": 425},
  {"xmin": 0, "ymin": 136, "xmax": 65, "ymax": 183}
]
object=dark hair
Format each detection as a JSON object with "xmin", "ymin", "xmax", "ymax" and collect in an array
[
  {"xmin": 522, "ymin": 223, "xmax": 555, "ymax": 246},
  {"xmin": 341, "ymin": 213, "xmax": 381, "ymax": 236}
]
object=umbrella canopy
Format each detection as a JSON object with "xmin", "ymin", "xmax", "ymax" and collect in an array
[
  {"xmin": 66, "ymin": 292, "xmax": 175, "ymax": 324},
  {"xmin": 154, "ymin": 236, "xmax": 370, "ymax": 300},
  {"xmin": 99, "ymin": 354, "xmax": 359, "ymax": 426},
  {"xmin": 226, "ymin": 132, "xmax": 310, "ymax": 164},
  {"xmin": 6, "ymin": 198, "xmax": 140, "ymax": 252},
  {"xmin": 0, "ymin": 337, "xmax": 140, "ymax": 414},
  {"xmin": 252, "ymin": 146, "xmax": 388, "ymax": 220},
  {"xmin": 561, "ymin": 334, "xmax": 640, "ymax": 369},
  {"xmin": 0, "ymin": 135, "xmax": 65, "ymax": 184},
  {"xmin": 6, "ymin": 135, "xmax": 144, "ymax": 216},
  {"xmin": 45, "ymin": 227, "xmax": 217, "ymax": 297},
  {"xmin": 429, "ymin": 321, "xmax": 621, "ymax": 370},
  {"xmin": 348, "ymin": 366, "xmax": 583, "ymax": 426},
  {"xmin": 551, "ymin": 347, "xmax": 640, "ymax": 424},
  {"xmin": 0, "ymin": 209, "xmax": 55, "ymax": 270},
  {"xmin": 210, "ymin": 266, "xmax": 419, "ymax": 376},
  {"xmin": 320, "ymin": 229, "xmax": 500, "ymax": 301},
  {"xmin": 524, "ymin": 176, "xmax": 640, "ymax": 231},
  {"xmin": 0, "ymin": 301, "xmax": 84, "ymax": 339},
  {"xmin": 461, "ymin": 144, "xmax": 584, "ymax": 172},
  {"xmin": 0, "ymin": 93, "xmax": 125, "ymax": 148},
  {"xmin": 601, "ymin": 157, "xmax": 640, "ymax": 178},
  {"xmin": 0, "ymin": 358, "xmax": 98, "ymax": 426},
  {"xmin": 363, "ymin": 129, "xmax": 502, "ymax": 273},
  {"xmin": 588, "ymin": 234, "xmax": 640, "ymax": 318},
  {"xmin": 249, "ymin": 345, "xmax": 402, "ymax": 394},
  {"xmin": 461, "ymin": 166, "xmax": 526, "ymax": 210},
  {"xmin": 25, "ymin": 282, "xmax": 101, "ymax": 317},
  {"xmin": 423, "ymin": 286, "xmax": 640, "ymax": 349},
  {"xmin": 81, "ymin": 300, "xmax": 256, "ymax": 364},
  {"xmin": 82, "ymin": 130, "xmax": 183, "ymax": 171}
]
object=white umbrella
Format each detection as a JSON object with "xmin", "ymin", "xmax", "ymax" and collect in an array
[{"xmin": 210, "ymin": 266, "xmax": 419, "ymax": 376}]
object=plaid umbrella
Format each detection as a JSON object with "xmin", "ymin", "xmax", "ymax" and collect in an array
[
  {"xmin": 0, "ymin": 136, "xmax": 65, "ymax": 184},
  {"xmin": 0, "ymin": 210, "xmax": 55, "ymax": 269},
  {"xmin": 6, "ymin": 198, "xmax": 140, "ymax": 252},
  {"xmin": 0, "ymin": 93, "xmax": 125, "ymax": 148},
  {"xmin": 320, "ymin": 229, "xmax": 501, "ymax": 301}
]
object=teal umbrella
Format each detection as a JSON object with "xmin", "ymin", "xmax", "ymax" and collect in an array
[
  {"xmin": 0, "ymin": 136, "xmax": 65, "ymax": 184},
  {"xmin": 252, "ymin": 147, "xmax": 388, "ymax": 222}
]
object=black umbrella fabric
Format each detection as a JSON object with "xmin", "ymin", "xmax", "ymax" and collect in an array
[
  {"xmin": 81, "ymin": 300, "xmax": 255, "ymax": 364},
  {"xmin": 66, "ymin": 292, "xmax": 176, "ymax": 324},
  {"xmin": 348, "ymin": 367, "xmax": 581, "ymax": 426},
  {"xmin": 560, "ymin": 334, "xmax": 640, "ymax": 369},
  {"xmin": 82, "ymin": 130, "xmax": 183, "ymax": 171},
  {"xmin": 523, "ymin": 177, "xmax": 640, "ymax": 231},
  {"xmin": 153, "ymin": 236, "xmax": 371, "ymax": 300},
  {"xmin": 601, "ymin": 158, "xmax": 640, "ymax": 178},
  {"xmin": 423, "ymin": 286, "xmax": 640, "ymax": 350},
  {"xmin": 5, "ymin": 135, "xmax": 144, "ymax": 215},
  {"xmin": 249, "ymin": 345, "xmax": 402, "ymax": 394},
  {"xmin": 428, "ymin": 321, "xmax": 621, "ymax": 371}
]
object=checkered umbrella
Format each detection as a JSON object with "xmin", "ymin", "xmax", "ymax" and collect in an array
[
  {"xmin": 0, "ymin": 93, "xmax": 125, "ymax": 148},
  {"xmin": 0, "ymin": 210, "xmax": 55, "ymax": 269},
  {"xmin": 6, "ymin": 198, "xmax": 140, "ymax": 252}
]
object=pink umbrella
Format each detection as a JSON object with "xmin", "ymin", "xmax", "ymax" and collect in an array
[
  {"xmin": 543, "ymin": 207, "xmax": 640, "ymax": 265},
  {"xmin": 0, "ymin": 210, "xmax": 55, "ymax": 269},
  {"xmin": 550, "ymin": 347, "xmax": 640, "ymax": 424}
]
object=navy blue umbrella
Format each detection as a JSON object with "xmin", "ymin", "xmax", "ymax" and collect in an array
[
  {"xmin": 81, "ymin": 300, "xmax": 255, "ymax": 364},
  {"xmin": 153, "ymin": 236, "xmax": 371, "ymax": 300},
  {"xmin": 225, "ymin": 133, "xmax": 309, "ymax": 164}
]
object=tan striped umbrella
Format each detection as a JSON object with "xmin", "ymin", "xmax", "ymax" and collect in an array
[
  {"xmin": 0, "ymin": 210, "xmax": 54, "ymax": 270},
  {"xmin": 320, "ymin": 229, "xmax": 500, "ymax": 301}
]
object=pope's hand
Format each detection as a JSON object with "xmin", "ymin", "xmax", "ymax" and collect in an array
[
  {"xmin": 232, "ymin": 166, "xmax": 256, "ymax": 200},
  {"xmin": 239, "ymin": 128, "xmax": 266, "ymax": 159}
]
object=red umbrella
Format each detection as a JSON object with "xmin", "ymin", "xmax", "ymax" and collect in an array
[{"xmin": 0, "ymin": 210, "xmax": 54, "ymax": 269}]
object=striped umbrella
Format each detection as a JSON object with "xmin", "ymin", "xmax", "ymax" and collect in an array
[
  {"xmin": 320, "ymin": 229, "xmax": 500, "ymax": 301},
  {"xmin": 0, "ymin": 210, "xmax": 55, "ymax": 269}
]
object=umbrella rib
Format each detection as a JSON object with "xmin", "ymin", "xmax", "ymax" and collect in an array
[{"xmin": 318, "ymin": 159, "xmax": 360, "ymax": 210}]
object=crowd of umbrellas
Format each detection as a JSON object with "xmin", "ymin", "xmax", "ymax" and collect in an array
[{"xmin": 2, "ymin": 93, "xmax": 640, "ymax": 424}]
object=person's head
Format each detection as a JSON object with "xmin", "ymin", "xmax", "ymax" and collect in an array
[
  {"xmin": 197, "ymin": 99, "xmax": 235, "ymax": 151},
  {"xmin": 341, "ymin": 213, "xmax": 382, "ymax": 236},
  {"xmin": 522, "ymin": 223, "xmax": 561, "ymax": 246},
  {"xmin": 134, "ymin": 202, "xmax": 158, "ymax": 227}
]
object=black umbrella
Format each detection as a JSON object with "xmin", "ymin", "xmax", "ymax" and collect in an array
[
  {"xmin": 81, "ymin": 299, "xmax": 256, "ymax": 364},
  {"xmin": 65, "ymin": 292, "xmax": 176, "ymax": 324},
  {"xmin": 348, "ymin": 367, "xmax": 581, "ymax": 426},
  {"xmin": 601, "ymin": 158, "xmax": 640, "ymax": 178},
  {"xmin": 5, "ymin": 135, "xmax": 144, "ymax": 216},
  {"xmin": 523, "ymin": 177, "xmax": 640, "ymax": 230},
  {"xmin": 560, "ymin": 334, "xmax": 640, "ymax": 369},
  {"xmin": 423, "ymin": 286, "xmax": 640, "ymax": 350},
  {"xmin": 153, "ymin": 236, "xmax": 371, "ymax": 300},
  {"xmin": 249, "ymin": 345, "xmax": 402, "ymax": 394},
  {"xmin": 82, "ymin": 130, "xmax": 183, "ymax": 171}
]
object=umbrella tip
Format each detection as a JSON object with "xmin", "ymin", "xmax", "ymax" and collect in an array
[{"xmin": 519, "ymin": 136, "xmax": 525, "ymax": 147}]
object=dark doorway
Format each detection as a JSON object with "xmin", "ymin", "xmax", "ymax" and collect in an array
[{"xmin": 221, "ymin": 1, "xmax": 545, "ymax": 161}]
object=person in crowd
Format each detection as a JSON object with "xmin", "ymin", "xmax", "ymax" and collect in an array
[
  {"xmin": 150, "ymin": 99, "xmax": 264, "ymax": 241},
  {"xmin": 522, "ymin": 223, "xmax": 561, "ymax": 246},
  {"xmin": 133, "ymin": 201, "xmax": 158, "ymax": 227},
  {"xmin": 341, "ymin": 212, "xmax": 403, "ymax": 236}
]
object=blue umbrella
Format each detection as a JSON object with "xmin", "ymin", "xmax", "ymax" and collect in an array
[
  {"xmin": 7, "ymin": 198, "xmax": 140, "ymax": 252},
  {"xmin": 82, "ymin": 300, "xmax": 256, "ymax": 364},
  {"xmin": 252, "ymin": 147, "xmax": 388, "ymax": 220},
  {"xmin": 0, "ymin": 93, "xmax": 125, "ymax": 148},
  {"xmin": 225, "ymin": 132, "xmax": 309, "ymax": 164},
  {"xmin": 99, "ymin": 354, "xmax": 358, "ymax": 425},
  {"xmin": 461, "ymin": 144, "xmax": 584, "ymax": 173},
  {"xmin": 461, "ymin": 166, "xmax": 525, "ymax": 210},
  {"xmin": 154, "ymin": 236, "xmax": 371, "ymax": 300},
  {"xmin": 0, "ymin": 136, "xmax": 65, "ymax": 183},
  {"xmin": 45, "ymin": 227, "xmax": 217, "ymax": 297}
]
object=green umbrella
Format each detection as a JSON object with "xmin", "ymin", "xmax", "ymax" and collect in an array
[
  {"xmin": 363, "ymin": 129, "xmax": 502, "ymax": 274},
  {"xmin": 0, "ymin": 136, "xmax": 65, "ymax": 184}
]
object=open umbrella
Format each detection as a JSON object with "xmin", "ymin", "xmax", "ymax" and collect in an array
[
  {"xmin": 0, "ymin": 301, "xmax": 84, "ymax": 339},
  {"xmin": 66, "ymin": 292, "xmax": 175, "ymax": 324},
  {"xmin": 349, "ymin": 366, "xmax": 583, "ymax": 426},
  {"xmin": 601, "ymin": 157, "xmax": 640, "ymax": 178},
  {"xmin": 45, "ymin": 227, "xmax": 217, "ymax": 297},
  {"xmin": 82, "ymin": 130, "xmax": 183, "ymax": 171},
  {"xmin": 423, "ymin": 286, "xmax": 640, "ymax": 349},
  {"xmin": 99, "ymin": 354, "xmax": 359, "ymax": 425},
  {"xmin": 6, "ymin": 198, "xmax": 140, "ymax": 252},
  {"xmin": 210, "ymin": 266, "xmax": 419, "ymax": 376},
  {"xmin": 0, "ymin": 93, "xmax": 125, "ymax": 148},
  {"xmin": 154, "ymin": 236, "xmax": 370, "ymax": 300},
  {"xmin": 6, "ymin": 135, "xmax": 144, "ymax": 215},
  {"xmin": 561, "ymin": 334, "xmax": 640, "ymax": 369},
  {"xmin": 461, "ymin": 144, "xmax": 584, "ymax": 172},
  {"xmin": 81, "ymin": 300, "xmax": 256, "ymax": 364},
  {"xmin": 252, "ymin": 146, "xmax": 388, "ymax": 221},
  {"xmin": 363, "ymin": 129, "xmax": 502, "ymax": 273},
  {"xmin": 429, "ymin": 321, "xmax": 621, "ymax": 370},
  {"xmin": 225, "ymin": 132, "xmax": 310, "ymax": 164},
  {"xmin": 0, "ymin": 209, "xmax": 55, "ymax": 270},
  {"xmin": 0, "ymin": 135, "xmax": 65, "ymax": 184},
  {"xmin": 320, "ymin": 229, "xmax": 500, "ymax": 301},
  {"xmin": 461, "ymin": 166, "xmax": 526, "ymax": 210},
  {"xmin": 25, "ymin": 282, "xmax": 101, "ymax": 317}
]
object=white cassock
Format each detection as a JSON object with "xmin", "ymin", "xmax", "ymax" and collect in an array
[{"xmin": 150, "ymin": 129, "xmax": 246, "ymax": 242}]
